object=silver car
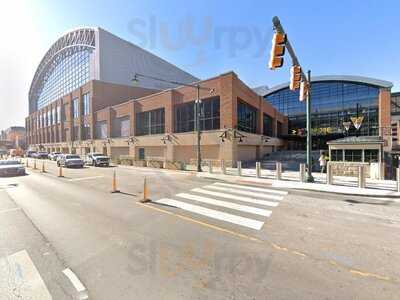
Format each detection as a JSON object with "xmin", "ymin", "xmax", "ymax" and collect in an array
[
  {"xmin": 57, "ymin": 154, "xmax": 84, "ymax": 168},
  {"xmin": 0, "ymin": 160, "xmax": 26, "ymax": 176}
]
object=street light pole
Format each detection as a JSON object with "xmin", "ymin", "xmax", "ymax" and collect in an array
[
  {"xmin": 195, "ymin": 84, "xmax": 202, "ymax": 172},
  {"xmin": 132, "ymin": 73, "xmax": 214, "ymax": 172},
  {"xmin": 306, "ymin": 70, "xmax": 314, "ymax": 182}
]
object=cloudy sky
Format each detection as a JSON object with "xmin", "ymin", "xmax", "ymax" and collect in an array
[{"xmin": 1, "ymin": 0, "xmax": 399, "ymax": 130}]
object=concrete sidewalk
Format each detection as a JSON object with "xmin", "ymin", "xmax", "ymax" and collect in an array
[
  {"xmin": 113, "ymin": 163, "xmax": 400, "ymax": 197},
  {"xmin": 182, "ymin": 164, "xmax": 400, "ymax": 197},
  {"xmin": 194, "ymin": 169, "xmax": 400, "ymax": 198}
]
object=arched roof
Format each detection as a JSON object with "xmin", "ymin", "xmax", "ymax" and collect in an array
[
  {"xmin": 256, "ymin": 75, "xmax": 393, "ymax": 97},
  {"xmin": 29, "ymin": 27, "xmax": 97, "ymax": 112}
]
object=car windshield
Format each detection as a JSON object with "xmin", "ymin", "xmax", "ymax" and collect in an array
[
  {"xmin": 0, "ymin": 160, "xmax": 21, "ymax": 165},
  {"xmin": 92, "ymin": 154, "xmax": 104, "ymax": 157},
  {"xmin": 66, "ymin": 155, "xmax": 80, "ymax": 159}
]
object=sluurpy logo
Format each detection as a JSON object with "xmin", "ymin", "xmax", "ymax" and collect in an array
[{"xmin": 127, "ymin": 15, "xmax": 273, "ymax": 66}]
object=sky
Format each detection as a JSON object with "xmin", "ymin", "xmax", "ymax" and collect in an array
[{"xmin": 0, "ymin": 0, "xmax": 399, "ymax": 129}]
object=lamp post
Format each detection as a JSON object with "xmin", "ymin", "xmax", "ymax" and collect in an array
[{"xmin": 132, "ymin": 73, "xmax": 214, "ymax": 172}]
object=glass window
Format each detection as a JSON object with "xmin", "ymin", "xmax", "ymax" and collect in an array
[
  {"xmin": 57, "ymin": 106, "xmax": 61, "ymax": 124},
  {"xmin": 73, "ymin": 98, "xmax": 79, "ymax": 118},
  {"xmin": 263, "ymin": 114, "xmax": 274, "ymax": 136},
  {"xmin": 35, "ymin": 49, "xmax": 92, "ymax": 110},
  {"xmin": 135, "ymin": 108, "xmax": 165, "ymax": 136},
  {"xmin": 52, "ymin": 108, "xmax": 56, "ymax": 125},
  {"xmin": 83, "ymin": 93, "xmax": 90, "ymax": 116},
  {"xmin": 237, "ymin": 100, "xmax": 257, "ymax": 133},
  {"xmin": 95, "ymin": 121, "xmax": 107, "ymax": 139},
  {"xmin": 82, "ymin": 124, "xmax": 91, "ymax": 140},
  {"xmin": 265, "ymin": 81, "xmax": 380, "ymax": 138},
  {"xmin": 112, "ymin": 116, "xmax": 130, "ymax": 138},
  {"xmin": 331, "ymin": 149, "xmax": 343, "ymax": 161},
  {"xmin": 344, "ymin": 149, "xmax": 362, "ymax": 162},
  {"xmin": 72, "ymin": 126, "xmax": 80, "ymax": 141},
  {"xmin": 174, "ymin": 97, "xmax": 220, "ymax": 133},
  {"xmin": 364, "ymin": 149, "xmax": 379, "ymax": 163}
]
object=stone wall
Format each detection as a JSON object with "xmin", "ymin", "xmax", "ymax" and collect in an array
[{"xmin": 329, "ymin": 161, "xmax": 370, "ymax": 177}]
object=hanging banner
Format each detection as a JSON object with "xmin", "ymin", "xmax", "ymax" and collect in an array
[{"xmin": 350, "ymin": 116, "xmax": 364, "ymax": 130}]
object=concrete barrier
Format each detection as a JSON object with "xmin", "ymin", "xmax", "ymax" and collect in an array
[
  {"xmin": 299, "ymin": 163, "xmax": 305, "ymax": 183},
  {"xmin": 358, "ymin": 165, "xmax": 365, "ymax": 188},
  {"xmin": 276, "ymin": 162, "xmax": 282, "ymax": 180},
  {"xmin": 221, "ymin": 160, "xmax": 226, "ymax": 174},
  {"xmin": 256, "ymin": 162, "xmax": 261, "ymax": 178},
  {"xmin": 397, "ymin": 168, "xmax": 400, "ymax": 193},
  {"xmin": 326, "ymin": 163, "xmax": 333, "ymax": 185},
  {"xmin": 237, "ymin": 161, "xmax": 242, "ymax": 176}
]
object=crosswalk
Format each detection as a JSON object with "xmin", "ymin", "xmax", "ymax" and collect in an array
[{"xmin": 153, "ymin": 182, "xmax": 288, "ymax": 231}]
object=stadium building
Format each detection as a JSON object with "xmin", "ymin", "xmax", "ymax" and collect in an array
[{"xmin": 26, "ymin": 27, "xmax": 287, "ymax": 166}]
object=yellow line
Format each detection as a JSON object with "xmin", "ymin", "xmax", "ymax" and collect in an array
[
  {"xmin": 135, "ymin": 201, "xmax": 398, "ymax": 284},
  {"xmin": 136, "ymin": 202, "xmax": 263, "ymax": 243},
  {"xmin": 350, "ymin": 269, "xmax": 392, "ymax": 281}
]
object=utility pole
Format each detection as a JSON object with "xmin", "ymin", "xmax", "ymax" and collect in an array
[{"xmin": 270, "ymin": 16, "xmax": 314, "ymax": 182}]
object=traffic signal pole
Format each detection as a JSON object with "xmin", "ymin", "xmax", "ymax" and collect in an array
[
  {"xmin": 306, "ymin": 70, "xmax": 314, "ymax": 182},
  {"xmin": 272, "ymin": 16, "xmax": 314, "ymax": 182}
]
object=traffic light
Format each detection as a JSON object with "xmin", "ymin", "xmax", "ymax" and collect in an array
[
  {"xmin": 299, "ymin": 80, "xmax": 308, "ymax": 101},
  {"xmin": 268, "ymin": 32, "xmax": 286, "ymax": 69},
  {"xmin": 290, "ymin": 65, "xmax": 302, "ymax": 90}
]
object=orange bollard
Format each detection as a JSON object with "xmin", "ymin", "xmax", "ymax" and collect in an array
[
  {"xmin": 58, "ymin": 165, "xmax": 63, "ymax": 177},
  {"xmin": 111, "ymin": 169, "xmax": 119, "ymax": 193},
  {"xmin": 141, "ymin": 177, "xmax": 149, "ymax": 203}
]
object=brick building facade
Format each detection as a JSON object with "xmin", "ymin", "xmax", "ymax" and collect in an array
[{"xmin": 26, "ymin": 72, "xmax": 287, "ymax": 166}]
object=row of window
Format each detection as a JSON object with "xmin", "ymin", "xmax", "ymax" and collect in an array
[
  {"xmin": 330, "ymin": 149, "xmax": 379, "ymax": 163},
  {"xmin": 29, "ymin": 93, "xmax": 90, "ymax": 130},
  {"xmin": 30, "ymin": 97, "xmax": 280, "ymax": 140},
  {"xmin": 266, "ymin": 81, "xmax": 380, "ymax": 137}
]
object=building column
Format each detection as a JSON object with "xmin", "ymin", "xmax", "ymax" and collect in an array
[
  {"xmin": 165, "ymin": 143, "xmax": 175, "ymax": 162},
  {"xmin": 219, "ymin": 139, "xmax": 237, "ymax": 167}
]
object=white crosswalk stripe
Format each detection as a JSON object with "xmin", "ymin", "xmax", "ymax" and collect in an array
[
  {"xmin": 213, "ymin": 182, "xmax": 288, "ymax": 195},
  {"xmin": 203, "ymin": 185, "xmax": 284, "ymax": 201},
  {"xmin": 152, "ymin": 183, "xmax": 287, "ymax": 231},
  {"xmin": 176, "ymin": 193, "xmax": 272, "ymax": 216},
  {"xmin": 154, "ymin": 198, "xmax": 265, "ymax": 230},
  {"xmin": 191, "ymin": 188, "xmax": 280, "ymax": 207}
]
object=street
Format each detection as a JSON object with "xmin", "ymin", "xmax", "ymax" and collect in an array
[{"xmin": 1, "ymin": 161, "xmax": 399, "ymax": 299}]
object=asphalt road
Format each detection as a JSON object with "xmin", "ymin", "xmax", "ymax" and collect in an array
[{"xmin": 1, "ymin": 158, "xmax": 399, "ymax": 299}]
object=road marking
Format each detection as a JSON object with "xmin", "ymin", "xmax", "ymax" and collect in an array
[
  {"xmin": 0, "ymin": 207, "xmax": 21, "ymax": 214},
  {"xmin": 0, "ymin": 250, "xmax": 52, "ymax": 299},
  {"xmin": 154, "ymin": 198, "xmax": 265, "ymax": 230},
  {"xmin": 213, "ymin": 182, "xmax": 288, "ymax": 195},
  {"xmin": 136, "ymin": 201, "xmax": 262, "ymax": 242},
  {"xmin": 176, "ymin": 192, "xmax": 272, "ymax": 216},
  {"xmin": 68, "ymin": 175, "xmax": 104, "ymax": 182},
  {"xmin": 63, "ymin": 268, "xmax": 88, "ymax": 298},
  {"xmin": 191, "ymin": 188, "xmax": 280, "ymax": 207},
  {"xmin": 204, "ymin": 185, "xmax": 284, "ymax": 201},
  {"xmin": 136, "ymin": 202, "xmax": 399, "ymax": 285}
]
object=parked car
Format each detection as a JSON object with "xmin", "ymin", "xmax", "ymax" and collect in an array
[
  {"xmin": 49, "ymin": 152, "xmax": 62, "ymax": 161},
  {"xmin": 26, "ymin": 150, "xmax": 37, "ymax": 158},
  {"xmin": 57, "ymin": 154, "xmax": 84, "ymax": 168},
  {"xmin": 35, "ymin": 151, "xmax": 49, "ymax": 159},
  {"xmin": 0, "ymin": 160, "xmax": 26, "ymax": 176},
  {"xmin": 86, "ymin": 153, "xmax": 110, "ymax": 167}
]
